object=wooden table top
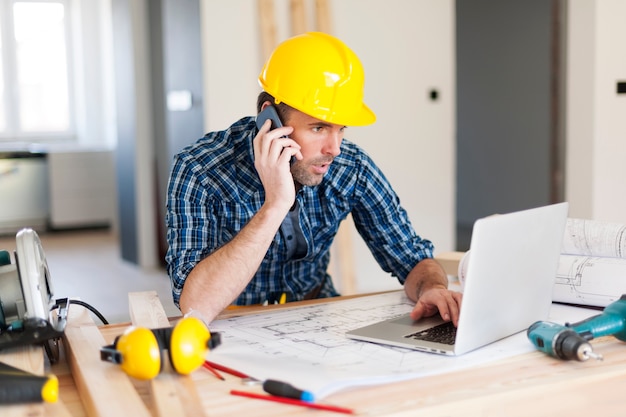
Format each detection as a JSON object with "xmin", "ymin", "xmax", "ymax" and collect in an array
[{"xmin": 5, "ymin": 292, "xmax": 626, "ymax": 416}]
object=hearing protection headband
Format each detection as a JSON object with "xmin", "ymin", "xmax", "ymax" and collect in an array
[{"xmin": 100, "ymin": 316, "xmax": 221, "ymax": 380}]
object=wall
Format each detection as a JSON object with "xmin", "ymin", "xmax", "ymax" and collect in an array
[
  {"xmin": 111, "ymin": 0, "xmax": 158, "ymax": 267},
  {"xmin": 151, "ymin": 0, "xmax": 206, "ymax": 260},
  {"xmin": 109, "ymin": 0, "xmax": 626, "ymax": 285},
  {"xmin": 456, "ymin": 0, "xmax": 555, "ymax": 250},
  {"xmin": 566, "ymin": 0, "xmax": 626, "ymax": 223},
  {"xmin": 199, "ymin": 0, "xmax": 456, "ymax": 293},
  {"xmin": 48, "ymin": 150, "xmax": 116, "ymax": 229}
]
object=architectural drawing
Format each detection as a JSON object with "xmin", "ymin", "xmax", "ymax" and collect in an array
[
  {"xmin": 553, "ymin": 218, "xmax": 626, "ymax": 307},
  {"xmin": 562, "ymin": 218, "xmax": 626, "ymax": 258},
  {"xmin": 553, "ymin": 255, "xmax": 626, "ymax": 307},
  {"xmin": 208, "ymin": 292, "xmax": 596, "ymax": 398}
]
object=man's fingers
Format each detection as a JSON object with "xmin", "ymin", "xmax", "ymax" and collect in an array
[
  {"xmin": 410, "ymin": 289, "xmax": 463, "ymax": 326},
  {"xmin": 254, "ymin": 127, "xmax": 299, "ymax": 168},
  {"xmin": 410, "ymin": 303, "xmax": 424, "ymax": 321}
]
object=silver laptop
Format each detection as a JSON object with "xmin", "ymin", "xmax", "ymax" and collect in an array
[{"xmin": 346, "ymin": 202, "xmax": 569, "ymax": 356}]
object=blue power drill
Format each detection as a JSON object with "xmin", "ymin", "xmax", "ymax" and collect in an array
[{"xmin": 527, "ymin": 294, "xmax": 626, "ymax": 361}]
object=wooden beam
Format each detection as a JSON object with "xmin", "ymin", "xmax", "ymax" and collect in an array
[
  {"xmin": 289, "ymin": 0, "xmax": 307, "ymax": 35},
  {"xmin": 128, "ymin": 291, "xmax": 207, "ymax": 417},
  {"xmin": 435, "ymin": 251, "xmax": 465, "ymax": 277},
  {"xmin": 315, "ymin": 0, "xmax": 332, "ymax": 33},
  {"xmin": 331, "ymin": 215, "xmax": 357, "ymax": 295},
  {"xmin": 257, "ymin": 0, "xmax": 277, "ymax": 62},
  {"xmin": 63, "ymin": 306, "xmax": 150, "ymax": 417}
]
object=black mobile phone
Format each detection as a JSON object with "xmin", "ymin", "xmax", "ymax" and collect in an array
[
  {"xmin": 256, "ymin": 105, "xmax": 283, "ymax": 130},
  {"xmin": 256, "ymin": 105, "xmax": 296, "ymax": 165}
]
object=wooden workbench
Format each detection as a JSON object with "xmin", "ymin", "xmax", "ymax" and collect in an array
[{"xmin": 3, "ymin": 291, "xmax": 626, "ymax": 416}]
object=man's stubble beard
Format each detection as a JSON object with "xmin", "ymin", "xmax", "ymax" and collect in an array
[{"xmin": 290, "ymin": 157, "xmax": 334, "ymax": 187}]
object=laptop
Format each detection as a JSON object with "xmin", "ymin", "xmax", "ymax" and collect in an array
[{"xmin": 346, "ymin": 202, "xmax": 569, "ymax": 356}]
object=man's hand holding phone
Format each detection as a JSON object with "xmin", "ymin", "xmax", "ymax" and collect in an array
[{"xmin": 254, "ymin": 105, "xmax": 302, "ymax": 211}]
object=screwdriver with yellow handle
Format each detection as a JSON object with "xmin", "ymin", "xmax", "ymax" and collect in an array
[{"xmin": 0, "ymin": 361, "xmax": 58, "ymax": 404}]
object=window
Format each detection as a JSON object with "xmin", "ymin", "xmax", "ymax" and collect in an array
[{"xmin": 0, "ymin": 0, "xmax": 73, "ymax": 141}]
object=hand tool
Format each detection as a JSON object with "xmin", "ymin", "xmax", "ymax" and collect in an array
[
  {"xmin": 0, "ymin": 361, "xmax": 58, "ymax": 404},
  {"xmin": 527, "ymin": 294, "xmax": 626, "ymax": 361},
  {"xmin": 263, "ymin": 379, "xmax": 314, "ymax": 402}
]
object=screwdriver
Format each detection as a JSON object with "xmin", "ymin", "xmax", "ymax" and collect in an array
[
  {"xmin": 0, "ymin": 362, "xmax": 59, "ymax": 404},
  {"xmin": 262, "ymin": 379, "xmax": 314, "ymax": 402}
]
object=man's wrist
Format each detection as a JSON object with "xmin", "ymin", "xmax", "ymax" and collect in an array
[
  {"xmin": 415, "ymin": 281, "xmax": 447, "ymax": 300},
  {"xmin": 404, "ymin": 258, "xmax": 449, "ymax": 303},
  {"xmin": 414, "ymin": 281, "xmax": 425, "ymax": 301}
]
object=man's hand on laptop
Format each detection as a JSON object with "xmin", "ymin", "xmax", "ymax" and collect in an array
[
  {"xmin": 404, "ymin": 259, "xmax": 463, "ymax": 326},
  {"xmin": 410, "ymin": 287, "xmax": 462, "ymax": 327}
]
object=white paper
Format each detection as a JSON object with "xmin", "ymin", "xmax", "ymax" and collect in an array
[
  {"xmin": 562, "ymin": 218, "xmax": 626, "ymax": 259},
  {"xmin": 208, "ymin": 292, "xmax": 599, "ymax": 399}
]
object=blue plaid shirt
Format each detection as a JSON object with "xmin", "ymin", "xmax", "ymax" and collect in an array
[{"xmin": 165, "ymin": 117, "xmax": 435, "ymax": 308}]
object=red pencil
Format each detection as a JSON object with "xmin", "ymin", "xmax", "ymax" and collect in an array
[
  {"xmin": 201, "ymin": 361, "xmax": 225, "ymax": 380},
  {"xmin": 203, "ymin": 360, "xmax": 250, "ymax": 379},
  {"xmin": 230, "ymin": 389, "xmax": 356, "ymax": 415}
]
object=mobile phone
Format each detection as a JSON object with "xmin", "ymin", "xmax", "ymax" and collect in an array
[
  {"xmin": 256, "ymin": 105, "xmax": 283, "ymax": 130},
  {"xmin": 256, "ymin": 105, "xmax": 296, "ymax": 165}
]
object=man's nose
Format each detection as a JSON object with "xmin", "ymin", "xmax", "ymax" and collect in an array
[{"xmin": 324, "ymin": 133, "xmax": 342, "ymax": 157}]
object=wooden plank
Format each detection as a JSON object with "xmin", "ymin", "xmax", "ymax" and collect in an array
[
  {"xmin": 63, "ymin": 305, "xmax": 150, "ymax": 417},
  {"xmin": 289, "ymin": 0, "xmax": 307, "ymax": 35},
  {"xmin": 435, "ymin": 251, "xmax": 465, "ymax": 277},
  {"xmin": 257, "ymin": 0, "xmax": 277, "ymax": 62},
  {"xmin": 315, "ymin": 0, "xmax": 332, "ymax": 33},
  {"xmin": 46, "ymin": 355, "xmax": 84, "ymax": 417},
  {"xmin": 128, "ymin": 291, "xmax": 170, "ymax": 328},
  {"xmin": 330, "ymin": 217, "xmax": 357, "ymax": 295},
  {"xmin": 43, "ymin": 399, "xmax": 73, "ymax": 417},
  {"xmin": 0, "ymin": 345, "xmax": 45, "ymax": 417},
  {"xmin": 128, "ymin": 291, "xmax": 207, "ymax": 417}
]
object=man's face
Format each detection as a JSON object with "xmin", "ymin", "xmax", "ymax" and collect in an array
[{"xmin": 284, "ymin": 109, "xmax": 346, "ymax": 187}]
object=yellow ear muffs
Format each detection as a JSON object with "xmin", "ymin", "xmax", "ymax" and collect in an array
[
  {"xmin": 168, "ymin": 317, "xmax": 212, "ymax": 375},
  {"xmin": 100, "ymin": 326, "xmax": 162, "ymax": 380},
  {"xmin": 100, "ymin": 318, "xmax": 221, "ymax": 379}
]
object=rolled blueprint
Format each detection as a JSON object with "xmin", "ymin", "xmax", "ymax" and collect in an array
[{"xmin": 562, "ymin": 218, "xmax": 626, "ymax": 259}]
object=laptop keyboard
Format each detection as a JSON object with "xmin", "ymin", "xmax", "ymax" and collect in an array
[{"xmin": 404, "ymin": 321, "xmax": 457, "ymax": 345}]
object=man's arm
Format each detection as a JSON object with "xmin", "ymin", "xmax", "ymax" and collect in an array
[
  {"xmin": 404, "ymin": 258, "xmax": 462, "ymax": 326},
  {"xmin": 179, "ymin": 118, "xmax": 301, "ymax": 322},
  {"xmin": 179, "ymin": 203, "xmax": 286, "ymax": 322}
]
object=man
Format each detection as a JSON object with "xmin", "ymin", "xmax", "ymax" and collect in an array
[{"xmin": 165, "ymin": 32, "xmax": 462, "ymax": 324}]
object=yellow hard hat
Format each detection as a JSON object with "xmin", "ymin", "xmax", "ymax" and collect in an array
[{"xmin": 258, "ymin": 32, "xmax": 376, "ymax": 126}]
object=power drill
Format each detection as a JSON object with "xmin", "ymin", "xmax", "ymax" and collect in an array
[{"xmin": 527, "ymin": 294, "xmax": 626, "ymax": 361}]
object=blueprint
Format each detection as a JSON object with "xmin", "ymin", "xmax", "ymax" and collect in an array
[
  {"xmin": 552, "ymin": 218, "xmax": 626, "ymax": 307},
  {"xmin": 562, "ymin": 218, "xmax": 626, "ymax": 258},
  {"xmin": 208, "ymin": 291, "xmax": 598, "ymax": 398},
  {"xmin": 553, "ymin": 254, "xmax": 626, "ymax": 307}
]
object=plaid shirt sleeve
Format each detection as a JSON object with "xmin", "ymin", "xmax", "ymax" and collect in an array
[
  {"xmin": 165, "ymin": 150, "xmax": 212, "ymax": 308},
  {"xmin": 347, "ymin": 146, "xmax": 435, "ymax": 283},
  {"xmin": 164, "ymin": 118, "xmax": 255, "ymax": 308}
]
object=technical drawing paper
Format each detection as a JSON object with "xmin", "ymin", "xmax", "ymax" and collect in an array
[
  {"xmin": 208, "ymin": 291, "xmax": 598, "ymax": 398},
  {"xmin": 553, "ymin": 255, "xmax": 626, "ymax": 307},
  {"xmin": 562, "ymin": 218, "xmax": 626, "ymax": 258},
  {"xmin": 553, "ymin": 218, "xmax": 626, "ymax": 307}
]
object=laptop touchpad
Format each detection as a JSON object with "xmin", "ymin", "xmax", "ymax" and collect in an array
[{"xmin": 389, "ymin": 314, "xmax": 444, "ymax": 327}]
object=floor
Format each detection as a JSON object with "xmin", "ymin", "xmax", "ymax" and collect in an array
[{"xmin": 0, "ymin": 228, "xmax": 180, "ymax": 325}]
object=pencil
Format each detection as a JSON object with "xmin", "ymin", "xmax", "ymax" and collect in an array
[
  {"xmin": 230, "ymin": 389, "xmax": 356, "ymax": 415},
  {"xmin": 201, "ymin": 361, "xmax": 225, "ymax": 380},
  {"xmin": 203, "ymin": 360, "xmax": 250, "ymax": 379}
]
